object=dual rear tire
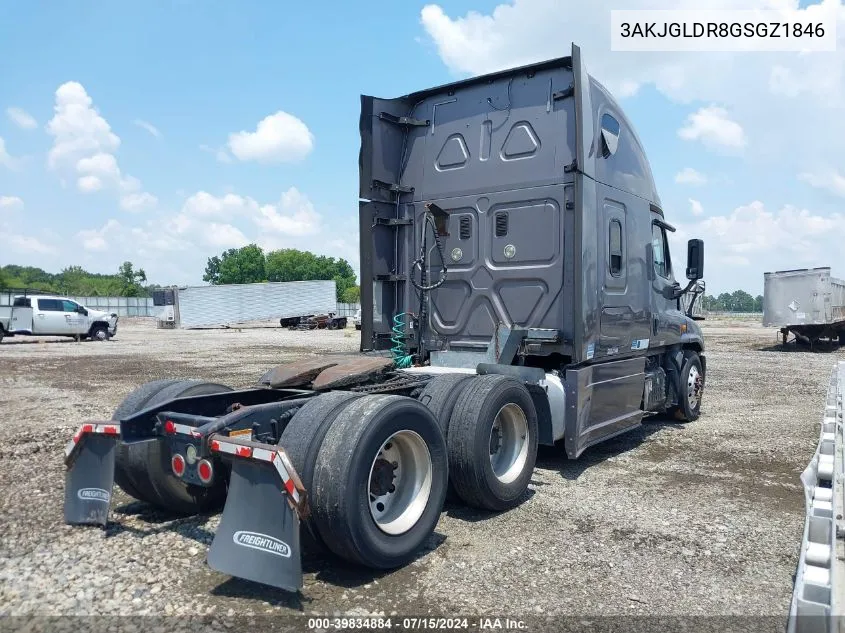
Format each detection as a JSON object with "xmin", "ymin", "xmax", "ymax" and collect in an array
[
  {"xmin": 417, "ymin": 373, "xmax": 539, "ymax": 512},
  {"xmin": 113, "ymin": 379, "xmax": 233, "ymax": 515}
]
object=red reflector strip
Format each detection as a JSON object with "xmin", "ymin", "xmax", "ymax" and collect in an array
[
  {"xmin": 166, "ymin": 421, "xmax": 195, "ymax": 436},
  {"xmin": 272, "ymin": 452, "xmax": 300, "ymax": 504},
  {"xmin": 65, "ymin": 423, "xmax": 122, "ymax": 458},
  {"xmin": 206, "ymin": 435, "xmax": 301, "ymax": 504},
  {"xmin": 209, "ymin": 440, "xmax": 238, "ymax": 455}
]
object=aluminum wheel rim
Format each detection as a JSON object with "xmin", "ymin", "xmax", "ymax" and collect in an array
[
  {"xmin": 94, "ymin": 329, "xmax": 107, "ymax": 341},
  {"xmin": 688, "ymin": 365, "xmax": 702, "ymax": 408},
  {"xmin": 489, "ymin": 403, "xmax": 529, "ymax": 484},
  {"xmin": 368, "ymin": 430, "xmax": 433, "ymax": 536}
]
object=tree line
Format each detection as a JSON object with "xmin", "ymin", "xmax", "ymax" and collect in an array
[
  {"xmin": 202, "ymin": 244, "xmax": 360, "ymax": 303},
  {"xmin": 0, "ymin": 262, "xmax": 150, "ymax": 297},
  {"xmin": 699, "ymin": 290, "xmax": 764, "ymax": 313}
]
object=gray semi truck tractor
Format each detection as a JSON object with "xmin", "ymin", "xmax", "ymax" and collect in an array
[{"xmin": 63, "ymin": 43, "xmax": 707, "ymax": 593}]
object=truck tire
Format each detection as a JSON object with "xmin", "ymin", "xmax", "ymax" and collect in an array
[
  {"xmin": 417, "ymin": 374, "xmax": 474, "ymax": 437},
  {"xmin": 417, "ymin": 374, "xmax": 475, "ymax": 501},
  {"xmin": 113, "ymin": 379, "xmax": 183, "ymax": 502},
  {"xmin": 89, "ymin": 324, "xmax": 109, "ymax": 341},
  {"xmin": 311, "ymin": 394, "xmax": 448, "ymax": 568},
  {"xmin": 278, "ymin": 390, "xmax": 364, "ymax": 551},
  {"xmin": 447, "ymin": 375, "xmax": 539, "ymax": 512},
  {"xmin": 116, "ymin": 380, "xmax": 234, "ymax": 515},
  {"xmin": 671, "ymin": 350, "xmax": 704, "ymax": 422}
]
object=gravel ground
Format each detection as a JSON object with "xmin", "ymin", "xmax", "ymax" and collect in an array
[{"xmin": 0, "ymin": 316, "xmax": 842, "ymax": 625}]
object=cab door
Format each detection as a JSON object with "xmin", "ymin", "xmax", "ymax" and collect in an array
[
  {"xmin": 61, "ymin": 299, "xmax": 88, "ymax": 335},
  {"xmin": 648, "ymin": 216, "xmax": 685, "ymax": 346}
]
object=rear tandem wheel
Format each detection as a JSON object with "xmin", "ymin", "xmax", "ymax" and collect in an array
[
  {"xmin": 310, "ymin": 394, "xmax": 448, "ymax": 569},
  {"xmin": 113, "ymin": 379, "xmax": 234, "ymax": 515}
]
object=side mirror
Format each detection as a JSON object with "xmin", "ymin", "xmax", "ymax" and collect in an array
[
  {"xmin": 77, "ymin": 306, "xmax": 88, "ymax": 316},
  {"xmin": 686, "ymin": 239, "xmax": 704, "ymax": 280}
]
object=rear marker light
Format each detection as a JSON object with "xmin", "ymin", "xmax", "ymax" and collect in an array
[
  {"xmin": 197, "ymin": 459, "xmax": 213, "ymax": 484},
  {"xmin": 171, "ymin": 454, "xmax": 186, "ymax": 477},
  {"xmin": 164, "ymin": 420, "xmax": 176, "ymax": 434}
]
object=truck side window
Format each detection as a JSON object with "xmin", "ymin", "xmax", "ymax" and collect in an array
[
  {"xmin": 12, "ymin": 297, "xmax": 30, "ymax": 308},
  {"xmin": 609, "ymin": 219, "xmax": 623, "ymax": 276},
  {"xmin": 38, "ymin": 299, "xmax": 61, "ymax": 312},
  {"xmin": 62, "ymin": 300, "xmax": 79, "ymax": 312},
  {"xmin": 600, "ymin": 113, "xmax": 620, "ymax": 158},
  {"xmin": 652, "ymin": 224, "xmax": 671, "ymax": 279}
]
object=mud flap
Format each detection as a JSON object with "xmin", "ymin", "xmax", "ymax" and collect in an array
[
  {"xmin": 207, "ymin": 458, "xmax": 302, "ymax": 592},
  {"xmin": 64, "ymin": 433, "xmax": 117, "ymax": 526}
]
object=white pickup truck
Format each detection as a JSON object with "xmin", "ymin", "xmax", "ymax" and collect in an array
[{"xmin": 0, "ymin": 294, "xmax": 119, "ymax": 343}]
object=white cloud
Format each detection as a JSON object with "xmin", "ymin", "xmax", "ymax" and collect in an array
[
  {"xmin": 0, "ymin": 195, "xmax": 23, "ymax": 211},
  {"xmin": 678, "ymin": 106, "xmax": 746, "ymax": 151},
  {"xmin": 0, "ymin": 232, "xmax": 53, "ymax": 254},
  {"xmin": 46, "ymin": 81, "xmax": 156, "ymax": 210},
  {"xmin": 76, "ymin": 152, "xmax": 120, "ymax": 178},
  {"xmin": 76, "ymin": 218, "xmax": 187, "ymax": 254},
  {"xmin": 688, "ymin": 198, "xmax": 703, "ymax": 216},
  {"xmin": 254, "ymin": 187, "xmax": 321, "ymax": 236},
  {"xmin": 798, "ymin": 169, "xmax": 845, "ymax": 198},
  {"xmin": 672, "ymin": 201, "xmax": 843, "ymax": 292},
  {"xmin": 120, "ymin": 192, "xmax": 158, "ymax": 212},
  {"xmin": 181, "ymin": 191, "xmax": 252, "ymax": 218},
  {"xmin": 227, "ymin": 111, "xmax": 314, "ymax": 163},
  {"xmin": 0, "ymin": 137, "xmax": 18, "ymax": 169},
  {"xmin": 77, "ymin": 219, "xmax": 120, "ymax": 251},
  {"xmin": 675, "ymin": 167, "xmax": 707, "ymax": 186},
  {"xmin": 46, "ymin": 82, "xmax": 120, "ymax": 169},
  {"xmin": 77, "ymin": 175, "xmax": 103, "ymax": 192},
  {"xmin": 177, "ymin": 187, "xmax": 321, "ymax": 237},
  {"xmin": 199, "ymin": 144, "xmax": 233, "ymax": 164},
  {"xmin": 205, "ymin": 223, "xmax": 249, "ymax": 248},
  {"xmin": 62, "ymin": 185, "xmax": 355, "ymax": 285},
  {"xmin": 133, "ymin": 119, "xmax": 161, "ymax": 138},
  {"xmin": 6, "ymin": 107, "xmax": 37, "ymax": 130}
]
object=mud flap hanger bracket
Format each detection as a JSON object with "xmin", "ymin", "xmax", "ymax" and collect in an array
[{"xmin": 208, "ymin": 434, "xmax": 309, "ymax": 520}]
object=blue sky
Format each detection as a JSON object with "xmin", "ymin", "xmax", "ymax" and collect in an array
[{"xmin": 1, "ymin": 0, "xmax": 844, "ymax": 297}]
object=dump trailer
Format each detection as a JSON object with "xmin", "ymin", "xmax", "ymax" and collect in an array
[
  {"xmin": 63, "ymin": 44, "xmax": 708, "ymax": 593},
  {"xmin": 763, "ymin": 267, "xmax": 845, "ymax": 347}
]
